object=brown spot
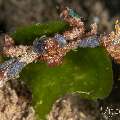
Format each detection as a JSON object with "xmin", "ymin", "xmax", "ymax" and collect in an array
[{"xmin": 0, "ymin": 70, "xmax": 4, "ymax": 80}]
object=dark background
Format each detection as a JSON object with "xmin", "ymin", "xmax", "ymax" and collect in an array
[{"xmin": 0, "ymin": 0, "xmax": 119, "ymax": 33}]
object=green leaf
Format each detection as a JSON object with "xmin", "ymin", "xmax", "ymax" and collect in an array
[
  {"xmin": 20, "ymin": 47, "xmax": 113, "ymax": 120},
  {"xmin": 11, "ymin": 21, "xmax": 69, "ymax": 45}
]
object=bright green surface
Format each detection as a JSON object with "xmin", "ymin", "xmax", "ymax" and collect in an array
[
  {"xmin": 20, "ymin": 47, "xmax": 113, "ymax": 120},
  {"xmin": 11, "ymin": 20, "xmax": 69, "ymax": 45}
]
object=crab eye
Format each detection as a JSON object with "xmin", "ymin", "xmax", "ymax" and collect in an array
[
  {"xmin": 33, "ymin": 36, "xmax": 46, "ymax": 54},
  {"xmin": 79, "ymin": 35, "xmax": 100, "ymax": 48},
  {"xmin": 54, "ymin": 34, "xmax": 67, "ymax": 47}
]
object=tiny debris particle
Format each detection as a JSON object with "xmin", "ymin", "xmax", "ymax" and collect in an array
[{"xmin": 101, "ymin": 104, "xmax": 120, "ymax": 119}]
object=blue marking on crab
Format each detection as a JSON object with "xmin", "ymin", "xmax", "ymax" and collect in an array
[
  {"xmin": 68, "ymin": 8, "xmax": 80, "ymax": 19},
  {"xmin": 54, "ymin": 34, "xmax": 67, "ymax": 47},
  {"xmin": 79, "ymin": 35, "xmax": 100, "ymax": 48}
]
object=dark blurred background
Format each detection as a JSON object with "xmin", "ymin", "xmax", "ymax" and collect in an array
[{"xmin": 0, "ymin": 0, "xmax": 120, "ymax": 33}]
